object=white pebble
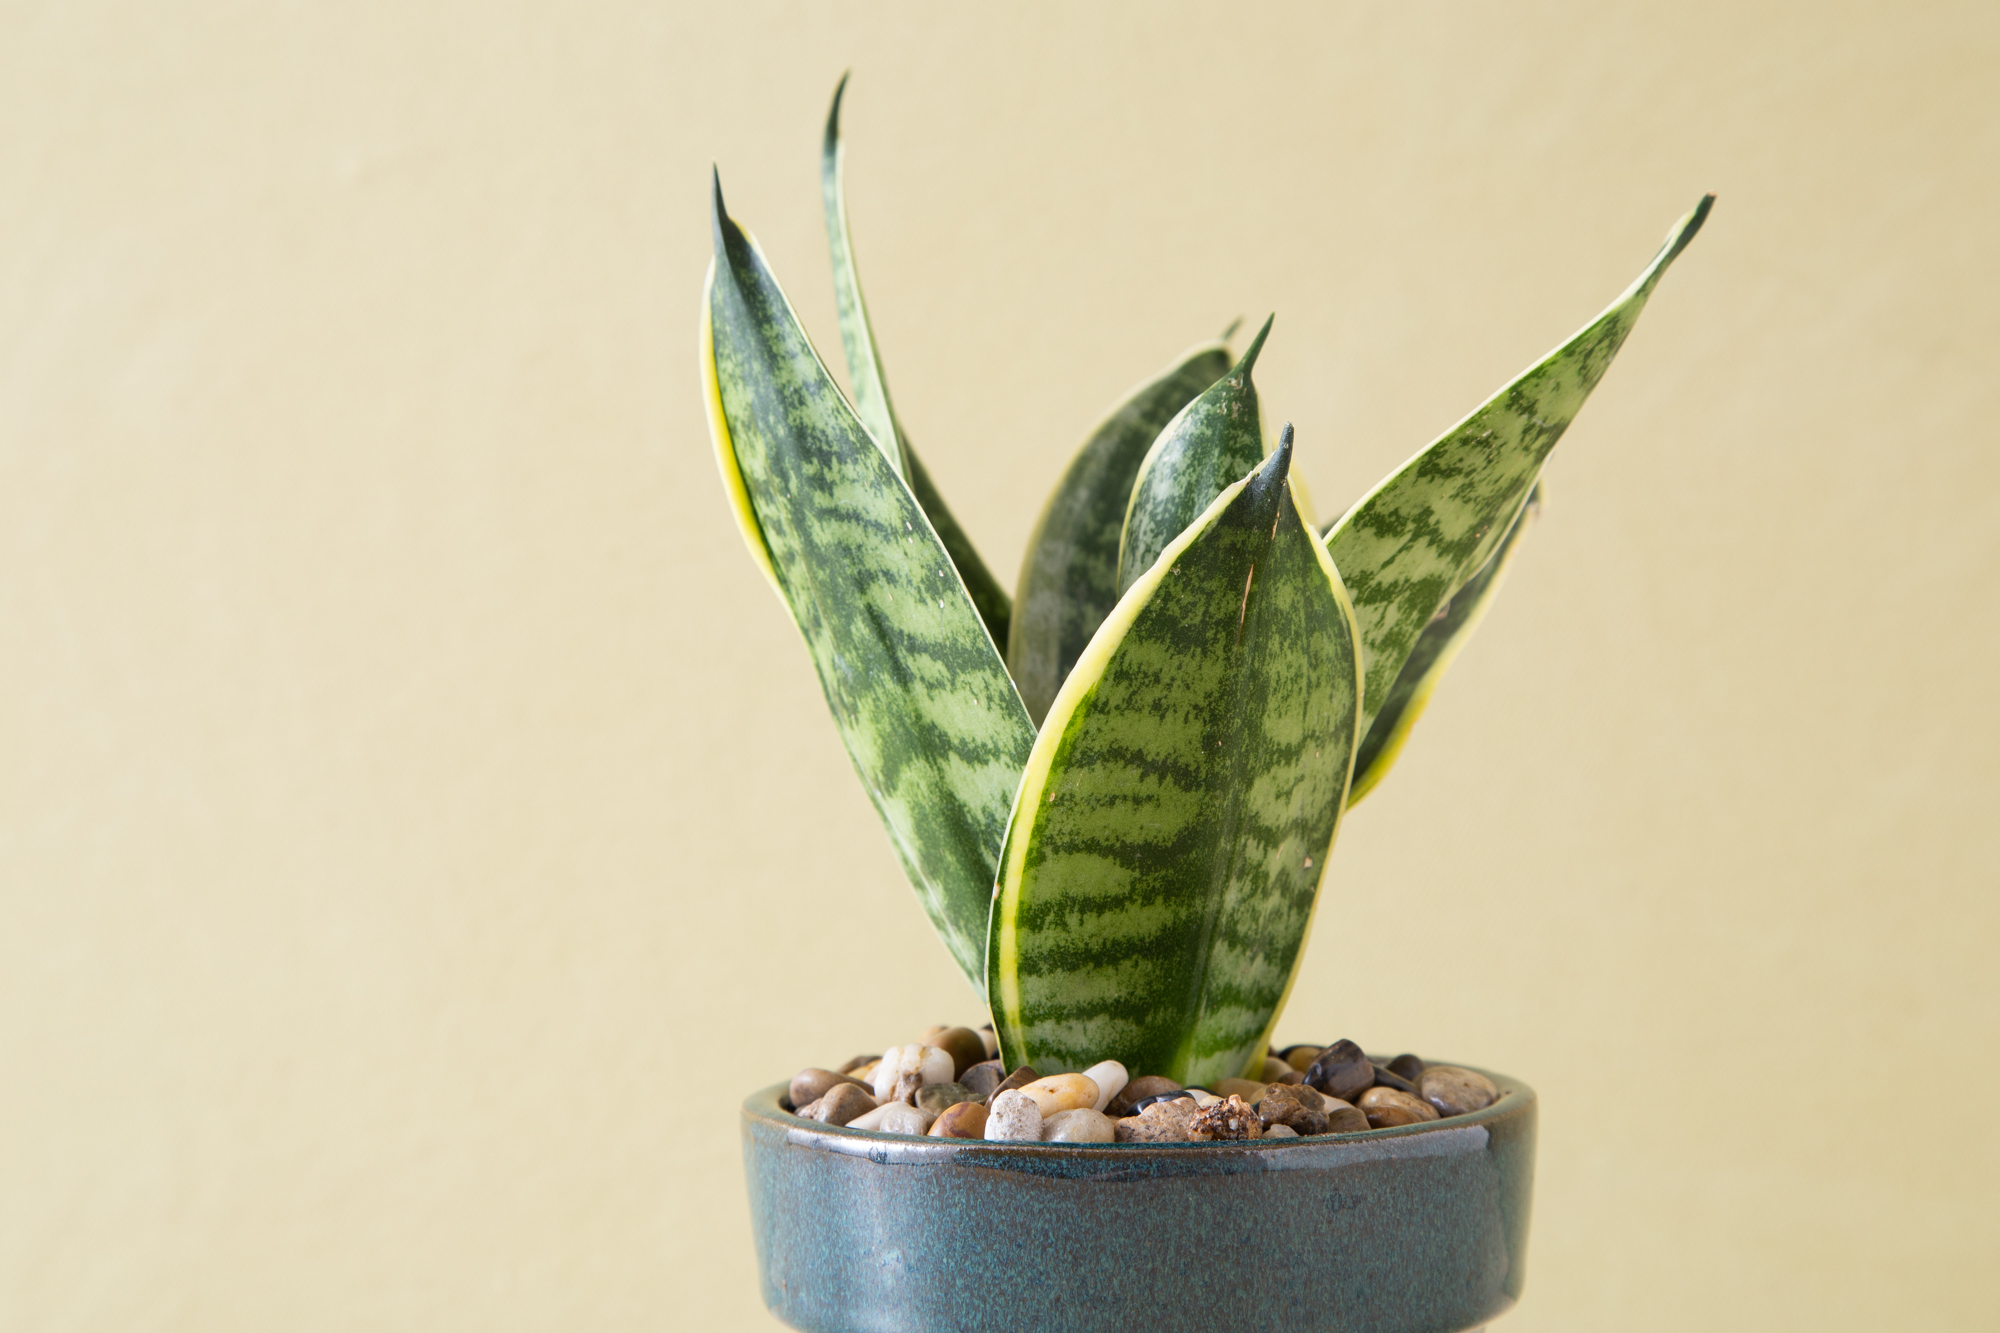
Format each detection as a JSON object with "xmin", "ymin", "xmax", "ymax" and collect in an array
[
  {"xmin": 1081, "ymin": 1060, "xmax": 1128, "ymax": 1114},
  {"xmin": 1262, "ymin": 1123, "xmax": 1299, "ymax": 1139},
  {"xmin": 847, "ymin": 1102, "xmax": 937, "ymax": 1136},
  {"xmin": 872, "ymin": 1044, "xmax": 956, "ymax": 1103},
  {"xmin": 978, "ymin": 1027, "xmax": 999, "ymax": 1060},
  {"xmin": 985, "ymin": 1089, "xmax": 1043, "ymax": 1141},
  {"xmin": 1042, "ymin": 1108, "xmax": 1116, "ymax": 1143},
  {"xmin": 1186, "ymin": 1088, "xmax": 1221, "ymax": 1107}
]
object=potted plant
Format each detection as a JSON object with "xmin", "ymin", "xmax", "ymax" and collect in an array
[{"xmin": 704, "ymin": 77, "xmax": 1709, "ymax": 1333}]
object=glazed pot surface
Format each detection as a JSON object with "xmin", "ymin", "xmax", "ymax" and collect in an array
[{"xmin": 741, "ymin": 1066, "xmax": 1535, "ymax": 1333}]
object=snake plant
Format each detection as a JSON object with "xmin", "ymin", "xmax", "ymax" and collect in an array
[{"xmin": 703, "ymin": 77, "xmax": 1710, "ymax": 1086}]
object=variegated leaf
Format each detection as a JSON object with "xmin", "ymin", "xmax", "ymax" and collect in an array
[
  {"xmin": 822, "ymin": 76, "xmax": 1012, "ymax": 651},
  {"xmin": 1347, "ymin": 485, "xmax": 1538, "ymax": 806},
  {"xmin": 1008, "ymin": 338, "xmax": 1233, "ymax": 725},
  {"xmin": 1117, "ymin": 315, "xmax": 1274, "ymax": 598},
  {"xmin": 704, "ymin": 173, "xmax": 1036, "ymax": 993},
  {"xmin": 1326, "ymin": 196, "xmax": 1712, "ymax": 744},
  {"xmin": 989, "ymin": 433, "xmax": 1362, "ymax": 1083}
]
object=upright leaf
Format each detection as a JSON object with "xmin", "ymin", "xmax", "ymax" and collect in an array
[
  {"xmin": 822, "ymin": 75, "xmax": 1013, "ymax": 651},
  {"xmin": 989, "ymin": 432, "xmax": 1362, "ymax": 1084},
  {"xmin": 1118, "ymin": 315, "xmax": 1274, "ymax": 596},
  {"xmin": 1326, "ymin": 196, "xmax": 1712, "ymax": 744},
  {"xmin": 704, "ymin": 173, "xmax": 1036, "ymax": 993},
  {"xmin": 1008, "ymin": 338, "xmax": 1233, "ymax": 725},
  {"xmin": 1347, "ymin": 485, "xmax": 1538, "ymax": 806}
]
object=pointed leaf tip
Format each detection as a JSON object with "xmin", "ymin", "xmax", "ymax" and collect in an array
[
  {"xmin": 709, "ymin": 166, "xmax": 732, "ymax": 256},
  {"xmin": 1665, "ymin": 193, "xmax": 1716, "ymax": 262},
  {"xmin": 825, "ymin": 72, "xmax": 851, "ymax": 151},
  {"xmin": 1234, "ymin": 313, "xmax": 1275, "ymax": 376},
  {"xmin": 1219, "ymin": 316, "xmax": 1244, "ymax": 343},
  {"xmin": 1255, "ymin": 425, "xmax": 1294, "ymax": 490}
]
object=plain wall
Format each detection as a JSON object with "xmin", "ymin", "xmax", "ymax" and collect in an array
[{"xmin": 2, "ymin": 2, "xmax": 1995, "ymax": 1328}]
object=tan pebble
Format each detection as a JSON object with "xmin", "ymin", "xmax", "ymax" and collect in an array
[
  {"xmin": 1042, "ymin": 1108, "xmax": 1116, "ymax": 1143},
  {"xmin": 1260, "ymin": 1056, "xmax": 1304, "ymax": 1085},
  {"xmin": 1359, "ymin": 1086, "xmax": 1439, "ymax": 1128},
  {"xmin": 929, "ymin": 1101, "xmax": 989, "ymax": 1139},
  {"xmin": 837, "ymin": 1054, "xmax": 879, "ymax": 1076},
  {"xmin": 804, "ymin": 1082, "xmax": 877, "ymax": 1127},
  {"xmin": 1186, "ymin": 1089, "xmax": 1221, "ymax": 1107},
  {"xmin": 1137, "ymin": 1097, "xmax": 1201, "ymax": 1135},
  {"xmin": 1418, "ymin": 1065, "xmax": 1499, "ymax": 1118},
  {"xmin": 1216, "ymin": 1078, "xmax": 1268, "ymax": 1102},
  {"xmin": 1119, "ymin": 1102, "xmax": 1196, "ymax": 1142},
  {"xmin": 1020, "ymin": 1072, "xmax": 1098, "ymax": 1117},
  {"xmin": 1107, "ymin": 1075, "xmax": 1183, "ymax": 1117},
  {"xmin": 1262, "ymin": 1123, "xmax": 1299, "ymax": 1139},
  {"xmin": 1323, "ymin": 1097, "xmax": 1370, "ymax": 1133},
  {"xmin": 977, "ymin": 1025, "xmax": 999, "ymax": 1060},
  {"xmin": 918, "ymin": 1026, "xmax": 988, "ymax": 1079},
  {"xmin": 985, "ymin": 1089, "xmax": 1043, "ymax": 1141},
  {"xmin": 790, "ymin": 1068, "xmax": 868, "ymax": 1111},
  {"xmin": 1279, "ymin": 1043, "xmax": 1324, "ymax": 1072},
  {"xmin": 1257, "ymin": 1083, "xmax": 1329, "ymax": 1136},
  {"xmin": 850, "ymin": 1059, "xmax": 881, "ymax": 1086}
]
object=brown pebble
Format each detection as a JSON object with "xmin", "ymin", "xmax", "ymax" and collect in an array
[
  {"xmin": 1387, "ymin": 1053, "xmax": 1426, "ymax": 1082},
  {"xmin": 1278, "ymin": 1043, "xmax": 1325, "ymax": 1072},
  {"xmin": 1190, "ymin": 1094, "xmax": 1263, "ymax": 1141},
  {"xmin": 960, "ymin": 1059, "xmax": 1007, "ymax": 1099},
  {"xmin": 1107, "ymin": 1074, "xmax": 1183, "ymax": 1118},
  {"xmin": 803, "ymin": 1082, "xmax": 877, "ymax": 1127},
  {"xmin": 1371, "ymin": 1064, "xmax": 1418, "ymax": 1094},
  {"xmin": 1323, "ymin": 1097, "xmax": 1371, "ymax": 1133},
  {"xmin": 919, "ymin": 1026, "xmax": 989, "ymax": 1079},
  {"xmin": 1119, "ymin": 1097, "xmax": 1201, "ymax": 1142},
  {"xmin": 1259, "ymin": 1056, "xmax": 1304, "ymax": 1085},
  {"xmin": 1418, "ymin": 1065, "xmax": 1499, "ymax": 1117},
  {"xmin": 836, "ymin": 1054, "xmax": 878, "ymax": 1076},
  {"xmin": 1358, "ymin": 1086, "xmax": 1439, "ymax": 1128},
  {"xmin": 1215, "ymin": 1077, "xmax": 1269, "ymax": 1103},
  {"xmin": 1257, "ymin": 1083, "xmax": 1330, "ymax": 1136},
  {"xmin": 1305, "ymin": 1040, "xmax": 1374, "ymax": 1104},
  {"xmin": 991, "ymin": 1065, "xmax": 1040, "ymax": 1096},
  {"xmin": 928, "ymin": 1101, "xmax": 989, "ymax": 1138},
  {"xmin": 790, "ymin": 1068, "xmax": 870, "ymax": 1111}
]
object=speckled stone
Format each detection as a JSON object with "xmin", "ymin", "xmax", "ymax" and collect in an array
[
  {"xmin": 848, "ymin": 1101, "xmax": 936, "ymax": 1136},
  {"xmin": 928, "ymin": 1101, "xmax": 988, "ymax": 1139},
  {"xmin": 1257, "ymin": 1083, "xmax": 1329, "ymax": 1136},
  {"xmin": 1116, "ymin": 1096, "xmax": 1201, "ymax": 1142},
  {"xmin": 1323, "ymin": 1097, "xmax": 1371, "ymax": 1134},
  {"xmin": 744, "ymin": 1068, "xmax": 1536, "ymax": 1332},
  {"xmin": 1019, "ymin": 1072, "xmax": 1097, "ymax": 1117},
  {"xmin": 1419, "ymin": 1065, "xmax": 1500, "ymax": 1118},
  {"xmin": 915, "ymin": 1082, "xmax": 979, "ymax": 1115},
  {"xmin": 1387, "ymin": 1053, "xmax": 1427, "ymax": 1082},
  {"xmin": 799, "ymin": 1082, "xmax": 876, "ymax": 1127},
  {"xmin": 960, "ymin": 1060, "xmax": 1007, "ymax": 1100},
  {"xmin": 790, "ymin": 1068, "xmax": 869, "ymax": 1111},
  {"xmin": 1305, "ymin": 1040, "xmax": 1374, "ymax": 1104},
  {"xmin": 1043, "ymin": 1108, "xmax": 1117, "ymax": 1143},
  {"xmin": 1190, "ymin": 1094, "xmax": 1263, "ymax": 1141},
  {"xmin": 984, "ymin": 1089, "xmax": 1043, "ymax": 1141},
  {"xmin": 919, "ymin": 1026, "xmax": 988, "ymax": 1079},
  {"xmin": 1107, "ymin": 1075, "xmax": 1182, "ymax": 1117},
  {"xmin": 1359, "ymin": 1086, "xmax": 1439, "ymax": 1128}
]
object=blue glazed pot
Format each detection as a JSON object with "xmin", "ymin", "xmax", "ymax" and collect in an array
[{"xmin": 741, "ymin": 1066, "xmax": 1535, "ymax": 1332}]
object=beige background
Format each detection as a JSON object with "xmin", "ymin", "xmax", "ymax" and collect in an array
[{"xmin": 2, "ymin": 1, "xmax": 1996, "ymax": 1328}]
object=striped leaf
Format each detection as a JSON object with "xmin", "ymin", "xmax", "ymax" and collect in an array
[
  {"xmin": 703, "ymin": 173, "xmax": 1036, "ymax": 993},
  {"xmin": 989, "ymin": 432, "xmax": 1362, "ymax": 1084},
  {"xmin": 1007, "ymin": 338, "xmax": 1234, "ymax": 725},
  {"xmin": 1326, "ymin": 196, "xmax": 1712, "ymax": 747},
  {"xmin": 1347, "ymin": 485, "xmax": 1539, "ymax": 806},
  {"xmin": 1117, "ymin": 315, "xmax": 1274, "ymax": 597},
  {"xmin": 822, "ymin": 76, "xmax": 1012, "ymax": 651}
]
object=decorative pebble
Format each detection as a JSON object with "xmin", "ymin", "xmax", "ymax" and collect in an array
[
  {"xmin": 1262, "ymin": 1123, "xmax": 1299, "ymax": 1139},
  {"xmin": 1260, "ymin": 1056, "xmax": 1305, "ymax": 1085},
  {"xmin": 1358, "ymin": 1086, "xmax": 1439, "ymax": 1128},
  {"xmin": 1305, "ymin": 1039, "xmax": 1374, "ymax": 1104},
  {"xmin": 1126, "ymin": 1089, "xmax": 1194, "ymax": 1115},
  {"xmin": 1043, "ymin": 1108, "xmax": 1117, "ymax": 1143},
  {"xmin": 1216, "ymin": 1077, "xmax": 1268, "ymax": 1102},
  {"xmin": 1116, "ymin": 1097, "xmax": 1201, "ymax": 1142},
  {"xmin": 1387, "ymin": 1053, "xmax": 1426, "ymax": 1082},
  {"xmin": 930, "ymin": 1101, "xmax": 989, "ymax": 1138},
  {"xmin": 1370, "ymin": 1064, "xmax": 1418, "ymax": 1094},
  {"xmin": 1418, "ymin": 1065, "xmax": 1499, "ymax": 1117},
  {"xmin": 837, "ymin": 1054, "xmax": 879, "ymax": 1076},
  {"xmin": 1019, "ymin": 1072, "xmax": 1098, "ymax": 1117},
  {"xmin": 1190, "ymin": 1094, "xmax": 1263, "ymax": 1140},
  {"xmin": 1185, "ymin": 1088, "xmax": 1221, "ymax": 1107},
  {"xmin": 960, "ymin": 1059, "xmax": 1007, "ymax": 1100},
  {"xmin": 790, "ymin": 1068, "xmax": 869, "ymax": 1111},
  {"xmin": 1278, "ymin": 1043, "xmax": 1325, "ymax": 1072},
  {"xmin": 915, "ymin": 1081, "xmax": 980, "ymax": 1115},
  {"xmin": 873, "ymin": 1044, "xmax": 955, "ymax": 1104},
  {"xmin": 1256, "ymin": 1083, "xmax": 1330, "ymax": 1136},
  {"xmin": 850, "ymin": 1059, "xmax": 881, "ymax": 1086},
  {"xmin": 919, "ymin": 1026, "xmax": 989, "ymax": 1079},
  {"xmin": 802, "ymin": 1082, "xmax": 877, "ymax": 1127},
  {"xmin": 1323, "ymin": 1097, "xmax": 1371, "ymax": 1134},
  {"xmin": 977, "ymin": 1024, "xmax": 999, "ymax": 1060},
  {"xmin": 1108, "ymin": 1075, "xmax": 1183, "ymax": 1117},
  {"xmin": 985, "ymin": 1089, "xmax": 1044, "ymax": 1141},
  {"xmin": 992, "ymin": 1065, "xmax": 1040, "ymax": 1096},
  {"xmin": 848, "ymin": 1101, "xmax": 937, "ymax": 1135},
  {"xmin": 1081, "ymin": 1060, "xmax": 1129, "ymax": 1114}
]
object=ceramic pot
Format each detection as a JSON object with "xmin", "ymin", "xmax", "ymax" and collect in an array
[{"xmin": 741, "ymin": 1065, "xmax": 1535, "ymax": 1332}]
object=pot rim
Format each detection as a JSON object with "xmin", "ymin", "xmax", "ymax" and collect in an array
[{"xmin": 745, "ymin": 1061, "xmax": 1534, "ymax": 1163}]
